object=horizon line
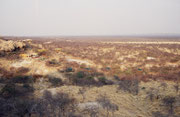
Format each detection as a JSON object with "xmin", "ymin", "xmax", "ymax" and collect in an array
[{"xmin": 1, "ymin": 34, "xmax": 180, "ymax": 38}]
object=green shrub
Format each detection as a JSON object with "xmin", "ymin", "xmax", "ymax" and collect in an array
[
  {"xmin": 46, "ymin": 59, "xmax": 60, "ymax": 67},
  {"xmin": 98, "ymin": 77, "xmax": 114, "ymax": 85},
  {"xmin": 76, "ymin": 71, "xmax": 86, "ymax": 78},
  {"xmin": 66, "ymin": 67, "xmax": 74, "ymax": 72},
  {"xmin": 48, "ymin": 77, "xmax": 63, "ymax": 87},
  {"xmin": 98, "ymin": 77, "xmax": 106, "ymax": 83}
]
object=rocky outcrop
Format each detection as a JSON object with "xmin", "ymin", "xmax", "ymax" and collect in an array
[{"xmin": 0, "ymin": 39, "xmax": 26, "ymax": 52}]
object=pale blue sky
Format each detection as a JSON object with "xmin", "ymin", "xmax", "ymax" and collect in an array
[{"xmin": 0, "ymin": 0, "xmax": 180, "ymax": 36}]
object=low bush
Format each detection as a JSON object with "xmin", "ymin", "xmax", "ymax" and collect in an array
[
  {"xmin": 0, "ymin": 84, "xmax": 16, "ymax": 98},
  {"xmin": 23, "ymin": 83, "xmax": 34, "ymax": 91},
  {"xmin": 32, "ymin": 74, "xmax": 43, "ymax": 79},
  {"xmin": 65, "ymin": 67, "xmax": 74, "ymax": 72},
  {"xmin": 67, "ymin": 71, "xmax": 114, "ymax": 87},
  {"xmin": 0, "ymin": 67, "xmax": 14, "ymax": 78},
  {"xmin": 162, "ymin": 96, "xmax": 176, "ymax": 115},
  {"xmin": 170, "ymin": 57, "xmax": 180, "ymax": 63},
  {"xmin": 0, "ymin": 90, "xmax": 78, "ymax": 117},
  {"xmin": 36, "ymin": 90, "xmax": 76, "ymax": 117},
  {"xmin": 174, "ymin": 84, "xmax": 179, "ymax": 93},
  {"xmin": 48, "ymin": 77, "xmax": 63, "ymax": 87},
  {"xmin": 96, "ymin": 95, "xmax": 118, "ymax": 117},
  {"xmin": 12, "ymin": 76, "xmax": 34, "ymax": 84},
  {"xmin": 16, "ymin": 67, "xmax": 30, "ymax": 74},
  {"xmin": 46, "ymin": 59, "xmax": 60, "ymax": 67},
  {"xmin": 0, "ymin": 97, "xmax": 34, "ymax": 117},
  {"xmin": 72, "ymin": 76, "xmax": 97, "ymax": 86},
  {"xmin": 98, "ymin": 77, "xmax": 114, "ymax": 85},
  {"xmin": 76, "ymin": 71, "xmax": 86, "ymax": 78},
  {"xmin": 152, "ymin": 111, "xmax": 169, "ymax": 117},
  {"xmin": 0, "ymin": 51, "xmax": 5, "ymax": 57},
  {"xmin": 98, "ymin": 77, "xmax": 106, "ymax": 84},
  {"xmin": 117, "ymin": 79, "xmax": 139, "ymax": 95},
  {"xmin": 146, "ymin": 88, "xmax": 160, "ymax": 101}
]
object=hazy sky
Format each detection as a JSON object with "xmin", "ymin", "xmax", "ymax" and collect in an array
[{"xmin": 0, "ymin": 0, "xmax": 180, "ymax": 36}]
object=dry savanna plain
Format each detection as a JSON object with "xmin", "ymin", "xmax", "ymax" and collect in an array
[{"xmin": 0, "ymin": 37, "xmax": 180, "ymax": 117}]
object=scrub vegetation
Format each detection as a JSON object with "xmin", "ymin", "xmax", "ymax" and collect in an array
[{"xmin": 0, "ymin": 37, "xmax": 180, "ymax": 117}]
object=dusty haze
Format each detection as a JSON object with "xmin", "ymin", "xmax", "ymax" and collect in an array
[{"xmin": 0, "ymin": 0, "xmax": 180, "ymax": 36}]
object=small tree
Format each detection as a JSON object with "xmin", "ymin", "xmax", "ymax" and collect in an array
[
  {"xmin": 162, "ymin": 96, "xmax": 176, "ymax": 115},
  {"xmin": 117, "ymin": 79, "xmax": 139, "ymax": 95},
  {"xmin": 146, "ymin": 88, "xmax": 160, "ymax": 101},
  {"xmin": 78, "ymin": 87, "xmax": 87, "ymax": 102},
  {"xmin": 41, "ymin": 90, "xmax": 76, "ymax": 116},
  {"xmin": 174, "ymin": 83, "xmax": 179, "ymax": 93},
  {"xmin": 96, "ymin": 95, "xmax": 118, "ymax": 117}
]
